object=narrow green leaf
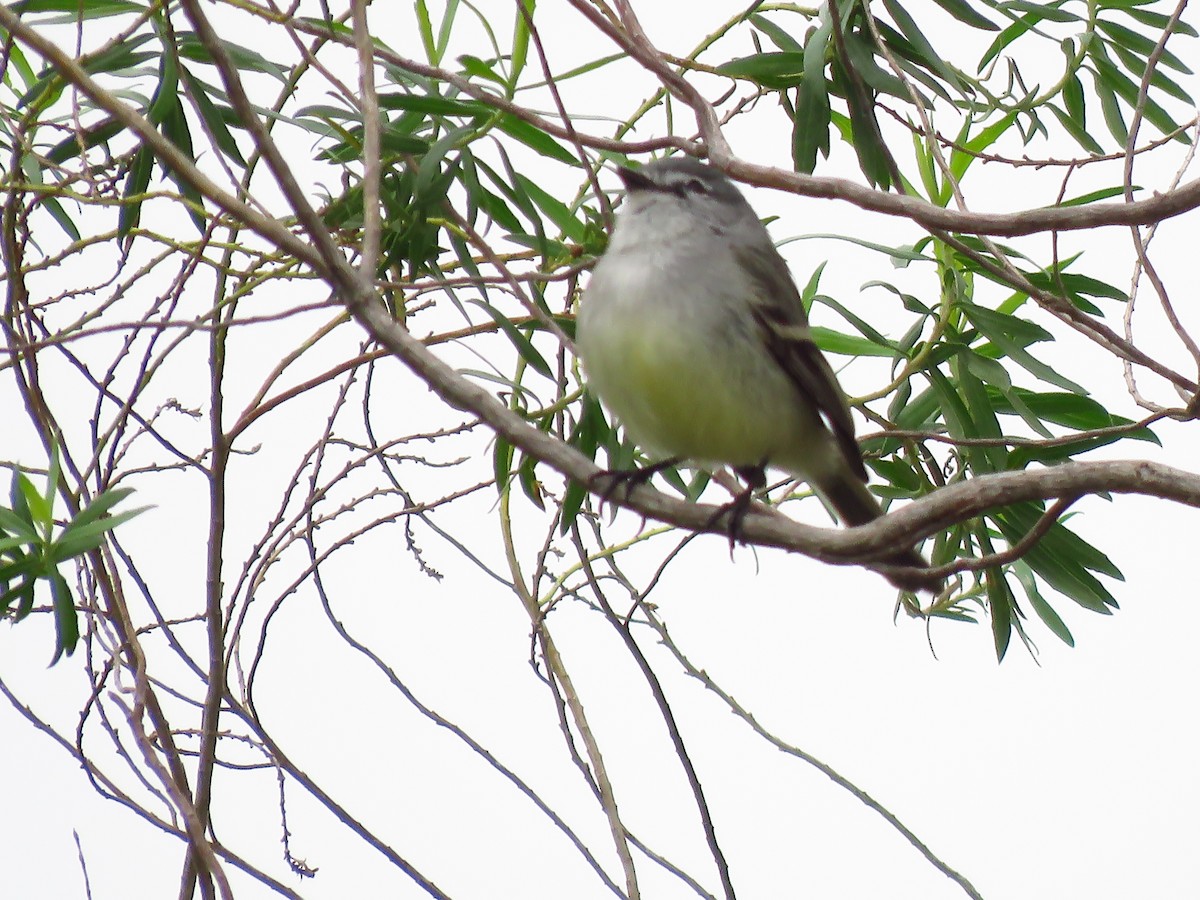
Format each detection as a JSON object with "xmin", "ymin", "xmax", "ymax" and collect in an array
[
  {"xmin": 46, "ymin": 117, "xmax": 125, "ymax": 164},
  {"xmin": 950, "ymin": 112, "xmax": 1017, "ymax": 181},
  {"xmin": 961, "ymin": 303, "xmax": 1086, "ymax": 394},
  {"xmin": 1123, "ymin": 6, "xmax": 1199, "ymax": 38},
  {"xmin": 999, "ymin": 503, "xmax": 1124, "ymax": 579},
  {"xmin": 836, "ymin": 63, "xmax": 891, "ymax": 188},
  {"xmin": 435, "ymin": 0, "xmax": 462, "ymax": 67},
  {"xmin": 840, "ymin": 32, "xmax": 911, "ymax": 99},
  {"xmin": 468, "ymin": 300, "xmax": 553, "ymax": 378},
  {"xmin": 18, "ymin": 473, "xmax": 53, "ymax": 532},
  {"xmin": 1106, "ymin": 41, "xmax": 1195, "ymax": 108},
  {"xmin": 881, "ymin": 0, "xmax": 965, "ymax": 93},
  {"xmin": 459, "ymin": 54, "xmax": 509, "ymax": 87},
  {"xmin": 718, "ymin": 52, "xmax": 806, "ymax": 88},
  {"xmin": 1063, "ymin": 70, "xmax": 1085, "ymax": 124},
  {"xmin": 49, "ymin": 571, "xmax": 79, "ymax": 664},
  {"xmin": 978, "ymin": 13, "xmax": 1038, "ymax": 71},
  {"xmin": 1090, "ymin": 65, "xmax": 1128, "ymax": 144},
  {"xmin": 52, "ymin": 507, "xmax": 146, "ymax": 562},
  {"xmin": 493, "ymin": 115, "xmax": 578, "ymax": 165},
  {"xmin": 40, "ymin": 197, "xmax": 82, "ymax": 242},
  {"xmin": 377, "ymin": 93, "xmax": 488, "ymax": 117},
  {"xmin": 750, "ymin": 12, "xmax": 805, "ymax": 52},
  {"xmin": 1003, "ymin": 1, "xmax": 1079, "ymax": 22},
  {"xmin": 415, "ymin": 0, "xmax": 437, "ymax": 63},
  {"xmin": 180, "ymin": 66, "xmax": 245, "ymax": 166},
  {"xmin": 517, "ymin": 452, "xmax": 545, "ymax": 510},
  {"xmin": 1014, "ymin": 562, "xmax": 1075, "ymax": 646},
  {"xmin": 493, "ymin": 436, "xmax": 514, "ymax": 494},
  {"xmin": 510, "ymin": 0, "xmax": 535, "ymax": 86},
  {"xmin": 118, "ymin": 146, "xmax": 152, "ymax": 243},
  {"xmin": 514, "ymin": 173, "xmax": 585, "ymax": 242},
  {"xmin": 0, "ymin": 505, "xmax": 37, "ymax": 541},
  {"xmin": 794, "ymin": 16, "xmax": 832, "ymax": 173},
  {"xmin": 1096, "ymin": 18, "xmax": 1192, "ymax": 73},
  {"xmin": 810, "ymin": 326, "xmax": 897, "ymax": 357},
  {"xmin": 986, "ymin": 568, "xmax": 1012, "ymax": 662},
  {"xmin": 954, "ymin": 350, "xmax": 1007, "ymax": 472},
  {"xmin": 1046, "ymin": 102, "xmax": 1106, "ymax": 154},
  {"xmin": 7, "ymin": 0, "xmax": 144, "ymax": 15},
  {"xmin": 931, "ymin": 0, "xmax": 998, "ymax": 31}
]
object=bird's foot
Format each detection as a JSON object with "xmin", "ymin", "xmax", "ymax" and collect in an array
[
  {"xmin": 702, "ymin": 463, "xmax": 768, "ymax": 553},
  {"xmin": 588, "ymin": 457, "xmax": 681, "ymax": 509}
]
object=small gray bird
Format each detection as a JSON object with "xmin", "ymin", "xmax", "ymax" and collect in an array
[{"xmin": 576, "ymin": 157, "xmax": 938, "ymax": 592}]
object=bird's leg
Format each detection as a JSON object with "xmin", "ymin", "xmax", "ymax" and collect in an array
[
  {"xmin": 588, "ymin": 457, "xmax": 682, "ymax": 509},
  {"xmin": 703, "ymin": 463, "xmax": 768, "ymax": 551}
]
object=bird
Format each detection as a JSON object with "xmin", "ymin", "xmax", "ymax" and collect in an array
[{"xmin": 575, "ymin": 157, "xmax": 940, "ymax": 592}]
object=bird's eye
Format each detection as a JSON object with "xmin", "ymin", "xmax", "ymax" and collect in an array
[{"xmin": 682, "ymin": 178, "xmax": 708, "ymax": 194}]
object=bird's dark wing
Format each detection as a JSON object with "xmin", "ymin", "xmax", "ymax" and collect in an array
[{"xmin": 736, "ymin": 243, "xmax": 869, "ymax": 483}]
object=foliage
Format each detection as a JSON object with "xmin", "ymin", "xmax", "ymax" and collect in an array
[
  {"xmin": 1, "ymin": 0, "xmax": 1198, "ymax": 897},
  {"xmin": 0, "ymin": 448, "xmax": 144, "ymax": 662}
]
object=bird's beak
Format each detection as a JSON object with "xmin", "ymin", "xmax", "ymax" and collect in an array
[{"xmin": 615, "ymin": 165, "xmax": 654, "ymax": 192}]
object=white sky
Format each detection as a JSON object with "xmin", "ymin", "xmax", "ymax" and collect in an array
[{"xmin": 1, "ymin": 2, "xmax": 1198, "ymax": 899}]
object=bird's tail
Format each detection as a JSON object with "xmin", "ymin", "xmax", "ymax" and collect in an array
[{"xmin": 818, "ymin": 475, "xmax": 943, "ymax": 594}]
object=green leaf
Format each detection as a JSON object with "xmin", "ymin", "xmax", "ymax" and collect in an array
[
  {"xmin": 1122, "ymin": 6, "xmax": 1199, "ymax": 38},
  {"xmin": 986, "ymin": 389, "xmax": 1153, "ymax": 438},
  {"xmin": 953, "ymin": 350, "xmax": 1008, "ymax": 472},
  {"xmin": 158, "ymin": 100, "xmax": 206, "ymax": 234},
  {"xmin": 1000, "ymin": 503, "xmax": 1124, "ymax": 579},
  {"xmin": 964, "ymin": 352, "xmax": 1053, "ymax": 438},
  {"xmin": 514, "ymin": 173, "xmax": 585, "ymax": 242},
  {"xmin": 1015, "ymin": 562, "xmax": 1075, "ymax": 646},
  {"xmin": 52, "ymin": 507, "xmax": 146, "ymax": 562},
  {"xmin": 1046, "ymin": 102, "xmax": 1106, "ymax": 154},
  {"xmin": 1001, "ymin": 0, "xmax": 1080, "ymax": 23},
  {"xmin": 978, "ymin": 12, "xmax": 1040, "ymax": 72},
  {"xmin": 17, "ymin": 473, "xmax": 52, "ymax": 532},
  {"xmin": 749, "ymin": 12, "xmax": 804, "ymax": 52},
  {"xmin": 415, "ymin": 0, "xmax": 437, "ymax": 63},
  {"xmin": 46, "ymin": 117, "xmax": 126, "ymax": 164},
  {"xmin": 1056, "ymin": 185, "xmax": 1130, "ymax": 206},
  {"xmin": 7, "ymin": 0, "xmax": 145, "ymax": 16},
  {"xmin": 493, "ymin": 436, "xmax": 514, "ymax": 495},
  {"xmin": 881, "ymin": 0, "xmax": 965, "ymax": 93},
  {"xmin": 865, "ymin": 458, "xmax": 924, "ymax": 494},
  {"xmin": 718, "ymin": 52, "xmax": 805, "ymax": 89},
  {"xmin": 1090, "ymin": 64, "xmax": 1128, "ymax": 144},
  {"xmin": 1096, "ymin": 18, "xmax": 1192, "ymax": 74},
  {"xmin": 176, "ymin": 32, "xmax": 289, "ymax": 82},
  {"xmin": 810, "ymin": 326, "xmax": 897, "ymax": 358},
  {"xmin": 950, "ymin": 113, "xmax": 1016, "ymax": 182},
  {"xmin": 180, "ymin": 66, "xmax": 245, "ymax": 166},
  {"xmin": 793, "ymin": 15, "xmax": 832, "ymax": 173},
  {"xmin": 459, "ymin": 54, "xmax": 509, "ymax": 87},
  {"xmin": 0, "ymin": 504, "xmax": 37, "ymax": 542},
  {"xmin": 118, "ymin": 145, "xmax": 153, "ymax": 243},
  {"xmin": 986, "ymin": 566, "xmax": 1013, "ymax": 661},
  {"xmin": 377, "ymin": 93, "xmax": 488, "ymax": 117},
  {"xmin": 510, "ymin": 0, "xmax": 535, "ymax": 87},
  {"xmin": 517, "ymin": 452, "xmax": 545, "ymax": 511},
  {"xmin": 49, "ymin": 571, "xmax": 79, "ymax": 664},
  {"xmin": 468, "ymin": 300, "xmax": 553, "ymax": 378},
  {"xmin": 435, "ymin": 0, "xmax": 463, "ymax": 68},
  {"xmin": 493, "ymin": 115, "xmax": 578, "ymax": 166},
  {"xmin": 836, "ymin": 62, "xmax": 891, "ymax": 188},
  {"xmin": 960, "ymin": 303, "xmax": 1087, "ymax": 394},
  {"xmin": 931, "ymin": 0, "xmax": 998, "ymax": 31},
  {"xmin": 40, "ymin": 196, "xmax": 82, "ymax": 242},
  {"xmin": 841, "ymin": 31, "xmax": 911, "ymax": 100}
]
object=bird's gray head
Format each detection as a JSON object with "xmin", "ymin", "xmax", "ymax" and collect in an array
[{"xmin": 613, "ymin": 158, "xmax": 757, "ymax": 240}]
